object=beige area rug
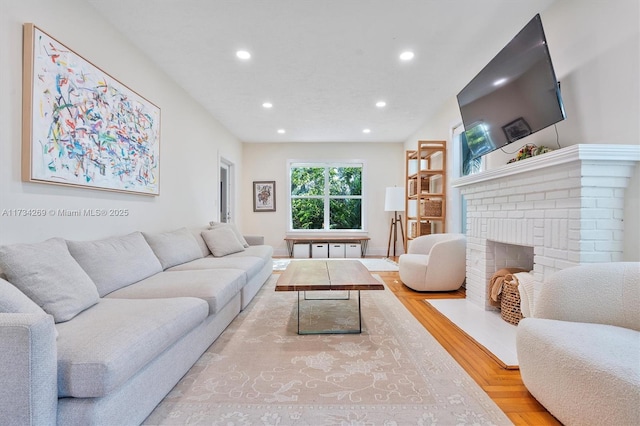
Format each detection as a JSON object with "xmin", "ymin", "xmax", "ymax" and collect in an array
[
  {"xmin": 144, "ymin": 276, "xmax": 512, "ymax": 425},
  {"xmin": 273, "ymin": 257, "xmax": 399, "ymax": 272}
]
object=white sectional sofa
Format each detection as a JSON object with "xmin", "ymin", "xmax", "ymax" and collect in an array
[
  {"xmin": 0, "ymin": 224, "xmax": 273, "ymax": 425},
  {"xmin": 516, "ymin": 262, "xmax": 640, "ymax": 426}
]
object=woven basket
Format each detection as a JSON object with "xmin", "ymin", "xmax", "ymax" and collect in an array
[
  {"xmin": 500, "ymin": 274, "xmax": 524, "ymax": 325},
  {"xmin": 420, "ymin": 221, "xmax": 431, "ymax": 235},
  {"xmin": 420, "ymin": 200, "xmax": 442, "ymax": 217}
]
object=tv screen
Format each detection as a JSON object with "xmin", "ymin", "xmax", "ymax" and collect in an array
[{"xmin": 457, "ymin": 14, "xmax": 566, "ymax": 159}]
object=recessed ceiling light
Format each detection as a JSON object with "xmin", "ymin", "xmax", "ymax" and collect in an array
[
  {"xmin": 236, "ymin": 50, "xmax": 251, "ymax": 60},
  {"xmin": 399, "ymin": 51, "xmax": 414, "ymax": 61},
  {"xmin": 363, "ymin": 128, "xmax": 371, "ymax": 134},
  {"xmin": 277, "ymin": 129, "xmax": 286, "ymax": 134},
  {"xmin": 493, "ymin": 78, "xmax": 507, "ymax": 86},
  {"xmin": 262, "ymin": 102, "xmax": 273, "ymax": 108},
  {"xmin": 376, "ymin": 101, "xmax": 387, "ymax": 108}
]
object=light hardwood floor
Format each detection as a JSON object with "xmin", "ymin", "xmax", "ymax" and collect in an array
[{"xmin": 377, "ymin": 262, "xmax": 561, "ymax": 425}]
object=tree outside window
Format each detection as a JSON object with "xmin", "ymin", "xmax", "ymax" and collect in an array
[{"xmin": 290, "ymin": 162, "xmax": 363, "ymax": 231}]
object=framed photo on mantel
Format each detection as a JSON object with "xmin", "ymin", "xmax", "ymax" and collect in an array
[{"xmin": 253, "ymin": 181, "xmax": 276, "ymax": 212}]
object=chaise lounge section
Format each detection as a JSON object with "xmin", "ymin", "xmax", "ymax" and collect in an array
[{"xmin": 0, "ymin": 224, "xmax": 273, "ymax": 425}]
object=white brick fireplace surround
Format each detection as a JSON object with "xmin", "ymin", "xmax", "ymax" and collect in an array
[{"xmin": 452, "ymin": 144, "xmax": 640, "ymax": 310}]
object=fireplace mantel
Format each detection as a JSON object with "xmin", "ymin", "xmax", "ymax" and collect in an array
[
  {"xmin": 452, "ymin": 144, "xmax": 640, "ymax": 189},
  {"xmin": 450, "ymin": 143, "xmax": 640, "ymax": 310}
]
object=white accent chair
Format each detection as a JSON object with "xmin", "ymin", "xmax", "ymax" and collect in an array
[
  {"xmin": 398, "ymin": 233, "xmax": 466, "ymax": 291},
  {"xmin": 517, "ymin": 262, "xmax": 640, "ymax": 426}
]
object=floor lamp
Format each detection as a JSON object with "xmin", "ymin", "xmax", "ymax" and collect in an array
[{"xmin": 385, "ymin": 187, "xmax": 406, "ymax": 258}]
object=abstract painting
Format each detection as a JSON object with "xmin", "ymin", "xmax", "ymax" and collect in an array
[
  {"xmin": 253, "ymin": 181, "xmax": 275, "ymax": 212},
  {"xmin": 22, "ymin": 24, "xmax": 160, "ymax": 195}
]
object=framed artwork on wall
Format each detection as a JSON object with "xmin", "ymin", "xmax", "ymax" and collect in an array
[
  {"xmin": 253, "ymin": 181, "xmax": 276, "ymax": 212},
  {"xmin": 22, "ymin": 23, "xmax": 161, "ymax": 195}
]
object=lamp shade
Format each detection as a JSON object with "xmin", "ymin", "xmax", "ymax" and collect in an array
[{"xmin": 384, "ymin": 187, "xmax": 405, "ymax": 211}]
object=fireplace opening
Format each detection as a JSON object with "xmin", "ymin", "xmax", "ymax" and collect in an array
[
  {"xmin": 486, "ymin": 240, "xmax": 534, "ymax": 311},
  {"xmin": 488, "ymin": 240, "xmax": 534, "ymax": 272}
]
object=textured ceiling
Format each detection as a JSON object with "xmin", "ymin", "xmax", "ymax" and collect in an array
[{"xmin": 84, "ymin": 0, "xmax": 558, "ymax": 143}]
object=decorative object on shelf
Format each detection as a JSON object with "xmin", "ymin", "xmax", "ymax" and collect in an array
[
  {"xmin": 507, "ymin": 144, "xmax": 553, "ymax": 163},
  {"xmin": 253, "ymin": 181, "xmax": 276, "ymax": 212},
  {"xmin": 384, "ymin": 186, "xmax": 406, "ymax": 257},
  {"xmin": 22, "ymin": 24, "xmax": 160, "ymax": 195},
  {"xmin": 409, "ymin": 221, "xmax": 432, "ymax": 239},
  {"xmin": 420, "ymin": 200, "xmax": 442, "ymax": 217}
]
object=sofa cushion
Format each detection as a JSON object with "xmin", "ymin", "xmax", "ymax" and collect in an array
[
  {"xmin": 202, "ymin": 227, "xmax": 245, "ymax": 257},
  {"xmin": 0, "ymin": 277, "xmax": 46, "ymax": 314},
  {"xmin": 67, "ymin": 232, "xmax": 163, "ymax": 297},
  {"xmin": 105, "ymin": 269, "xmax": 245, "ymax": 315},
  {"xmin": 168, "ymin": 255, "xmax": 265, "ymax": 278},
  {"xmin": 0, "ymin": 238, "xmax": 99, "ymax": 323},
  {"xmin": 55, "ymin": 297, "xmax": 208, "ymax": 398},
  {"xmin": 209, "ymin": 221, "xmax": 249, "ymax": 248},
  {"xmin": 143, "ymin": 228, "xmax": 204, "ymax": 269}
]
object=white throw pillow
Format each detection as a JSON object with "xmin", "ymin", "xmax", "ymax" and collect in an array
[
  {"xmin": 143, "ymin": 228, "xmax": 204, "ymax": 269},
  {"xmin": 515, "ymin": 271, "xmax": 536, "ymax": 318},
  {"xmin": 209, "ymin": 221, "xmax": 249, "ymax": 248},
  {"xmin": 201, "ymin": 227, "xmax": 245, "ymax": 257},
  {"xmin": 0, "ymin": 238, "xmax": 99, "ymax": 323}
]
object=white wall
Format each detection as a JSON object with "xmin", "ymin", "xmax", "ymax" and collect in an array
[
  {"xmin": 0, "ymin": 0, "xmax": 243, "ymax": 244},
  {"xmin": 241, "ymin": 142, "xmax": 405, "ymax": 257},
  {"xmin": 405, "ymin": 0, "xmax": 640, "ymax": 260}
]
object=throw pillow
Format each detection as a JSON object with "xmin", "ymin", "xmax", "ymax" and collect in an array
[
  {"xmin": 0, "ymin": 277, "xmax": 47, "ymax": 314},
  {"xmin": 143, "ymin": 228, "xmax": 204, "ymax": 270},
  {"xmin": 209, "ymin": 221, "xmax": 249, "ymax": 248},
  {"xmin": 201, "ymin": 227, "xmax": 245, "ymax": 257},
  {"xmin": 189, "ymin": 226, "xmax": 211, "ymax": 257},
  {"xmin": 0, "ymin": 238, "xmax": 99, "ymax": 323},
  {"xmin": 67, "ymin": 232, "xmax": 163, "ymax": 297}
]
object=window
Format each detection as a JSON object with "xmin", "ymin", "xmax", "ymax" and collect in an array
[{"xmin": 288, "ymin": 161, "xmax": 364, "ymax": 231}]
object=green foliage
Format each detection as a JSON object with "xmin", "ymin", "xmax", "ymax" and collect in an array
[
  {"xmin": 329, "ymin": 167, "xmax": 362, "ymax": 196},
  {"xmin": 291, "ymin": 198, "xmax": 323, "ymax": 229},
  {"xmin": 330, "ymin": 199, "xmax": 362, "ymax": 229},
  {"xmin": 290, "ymin": 164, "xmax": 362, "ymax": 230},
  {"xmin": 291, "ymin": 167, "xmax": 324, "ymax": 196}
]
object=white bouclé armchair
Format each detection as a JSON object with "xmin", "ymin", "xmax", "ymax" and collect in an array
[
  {"xmin": 516, "ymin": 262, "xmax": 640, "ymax": 426},
  {"xmin": 398, "ymin": 233, "xmax": 466, "ymax": 291}
]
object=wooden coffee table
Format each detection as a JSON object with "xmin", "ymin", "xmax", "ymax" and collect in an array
[{"xmin": 275, "ymin": 260, "xmax": 384, "ymax": 334}]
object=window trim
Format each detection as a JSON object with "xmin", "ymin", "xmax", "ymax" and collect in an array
[{"xmin": 287, "ymin": 159, "xmax": 367, "ymax": 233}]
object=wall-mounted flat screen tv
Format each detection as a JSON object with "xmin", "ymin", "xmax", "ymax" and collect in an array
[{"xmin": 457, "ymin": 14, "xmax": 566, "ymax": 159}]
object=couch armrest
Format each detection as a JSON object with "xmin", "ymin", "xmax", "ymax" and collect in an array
[
  {"xmin": 243, "ymin": 235, "xmax": 264, "ymax": 246},
  {"xmin": 534, "ymin": 262, "xmax": 640, "ymax": 331},
  {"xmin": 0, "ymin": 313, "xmax": 57, "ymax": 425}
]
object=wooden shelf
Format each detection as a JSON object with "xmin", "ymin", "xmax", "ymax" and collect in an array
[{"xmin": 405, "ymin": 140, "xmax": 447, "ymax": 251}]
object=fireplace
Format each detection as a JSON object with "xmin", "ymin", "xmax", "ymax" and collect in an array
[
  {"xmin": 487, "ymin": 241, "xmax": 534, "ymax": 273},
  {"xmin": 453, "ymin": 144, "xmax": 639, "ymax": 310}
]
